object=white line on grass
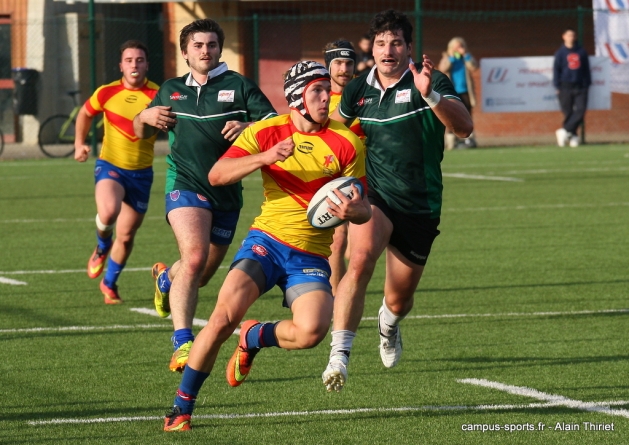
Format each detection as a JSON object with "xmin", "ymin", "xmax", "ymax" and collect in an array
[
  {"xmin": 26, "ymin": 399, "xmax": 629, "ymax": 426},
  {"xmin": 0, "ymin": 277, "xmax": 27, "ymax": 285},
  {"xmin": 129, "ymin": 308, "xmax": 211, "ymax": 329},
  {"xmin": 443, "ymin": 173, "xmax": 524, "ymax": 182},
  {"xmin": 361, "ymin": 308, "xmax": 629, "ymax": 321},
  {"xmin": 443, "ymin": 201, "xmax": 629, "ymax": 213},
  {"xmin": 0, "ymin": 324, "xmax": 168, "ymax": 334},
  {"xmin": 459, "ymin": 378, "xmax": 629, "ymax": 419}
]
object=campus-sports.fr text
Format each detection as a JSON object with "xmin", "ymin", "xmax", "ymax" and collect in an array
[{"xmin": 461, "ymin": 422, "xmax": 615, "ymax": 432}]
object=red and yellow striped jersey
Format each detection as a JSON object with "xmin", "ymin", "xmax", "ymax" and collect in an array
[
  {"xmin": 223, "ymin": 114, "xmax": 367, "ymax": 257},
  {"xmin": 85, "ymin": 78, "xmax": 159, "ymax": 170},
  {"xmin": 330, "ymin": 92, "xmax": 364, "ymax": 139}
]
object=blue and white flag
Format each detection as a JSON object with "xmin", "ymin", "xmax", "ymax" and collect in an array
[{"xmin": 593, "ymin": 0, "xmax": 629, "ymax": 93}]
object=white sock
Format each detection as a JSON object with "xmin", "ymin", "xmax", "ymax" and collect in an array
[
  {"xmin": 330, "ymin": 330, "xmax": 355, "ymax": 359},
  {"xmin": 379, "ymin": 297, "xmax": 405, "ymax": 337}
]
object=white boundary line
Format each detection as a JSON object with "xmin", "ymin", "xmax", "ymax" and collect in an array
[
  {"xmin": 0, "ymin": 277, "xmax": 27, "ymax": 285},
  {"xmin": 361, "ymin": 308, "xmax": 629, "ymax": 321},
  {"xmin": 0, "ymin": 324, "xmax": 168, "ymax": 334},
  {"xmin": 443, "ymin": 173, "xmax": 523, "ymax": 182},
  {"xmin": 459, "ymin": 378, "xmax": 629, "ymax": 419}
]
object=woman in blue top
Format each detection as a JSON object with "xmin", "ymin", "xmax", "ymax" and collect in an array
[{"xmin": 439, "ymin": 37, "xmax": 478, "ymax": 149}]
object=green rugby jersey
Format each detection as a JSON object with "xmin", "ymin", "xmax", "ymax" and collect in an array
[
  {"xmin": 338, "ymin": 64, "xmax": 459, "ymax": 217},
  {"xmin": 150, "ymin": 63, "xmax": 277, "ymax": 212}
]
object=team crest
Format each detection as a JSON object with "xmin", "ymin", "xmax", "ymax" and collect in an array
[
  {"xmin": 108, "ymin": 171, "xmax": 120, "ymax": 179},
  {"xmin": 94, "ymin": 166, "xmax": 101, "ymax": 176},
  {"xmin": 169, "ymin": 190, "xmax": 180, "ymax": 201},
  {"xmin": 252, "ymin": 244, "xmax": 268, "ymax": 256}
]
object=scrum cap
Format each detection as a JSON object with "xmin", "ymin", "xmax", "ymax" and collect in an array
[
  {"xmin": 284, "ymin": 61, "xmax": 330, "ymax": 123},
  {"xmin": 324, "ymin": 40, "xmax": 357, "ymax": 70}
]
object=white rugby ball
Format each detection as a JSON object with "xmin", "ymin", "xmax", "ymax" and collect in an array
[{"xmin": 307, "ymin": 177, "xmax": 364, "ymax": 229}]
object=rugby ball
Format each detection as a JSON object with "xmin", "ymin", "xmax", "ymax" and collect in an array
[{"xmin": 307, "ymin": 177, "xmax": 364, "ymax": 229}]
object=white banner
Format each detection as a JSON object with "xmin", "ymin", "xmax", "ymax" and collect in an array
[
  {"xmin": 480, "ymin": 56, "xmax": 610, "ymax": 113},
  {"xmin": 593, "ymin": 0, "xmax": 629, "ymax": 94}
]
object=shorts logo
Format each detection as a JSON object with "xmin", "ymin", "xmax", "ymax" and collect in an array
[
  {"xmin": 302, "ymin": 268, "xmax": 329, "ymax": 278},
  {"xmin": 125, "ymin": 95, "xmax": 138, "ymax": 104},
  {"xmin": 94, "ymin": 166, "xmax": 102, "ymax": 176},
  {"xmin": 297, "ymin": 141, "xmax": 314, "ymax": 154},
  {"xmin": 395, "ymin": 89, "xmax": 411, "ymax": 104},
  {"xmin": 137, "ymin": 201, "xmax": 148, "ymax": 210},
  {"xmin": 170, "ymin": 92, "xmax": 188, "ymax": 101},
  {"xmin": 218, "ymin": 90, "xmax": 235, "ymax": 102},
  {"xmin": 108, "ymin": 170, "xmax": 120, "ymax": 179},
  {"xmin": 212, "ymin": 227, "xmax": 232, "ymax": 238},
  {"xmin": 252, "ymin": 244, "xmax": 268, "ymax": 256},
  {"xmin": 409, "ymin": 250, "xmax": 427, "ymax": 260},
  {"xmin": 197, "ymin": 194, "xmax": 208, "ymax": 202},
  {"xmin": 169, "ymin": 190, "xmax": 180, "ymax": 201}
]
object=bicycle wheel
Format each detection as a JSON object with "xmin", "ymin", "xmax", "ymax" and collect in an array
[
  {"xmin": 0, "ymin": 128, "xmax": 4, "ymax": 157},
  {"xmin": 38, "ymin": 114, "xmax": 75, "ymax": 158}
]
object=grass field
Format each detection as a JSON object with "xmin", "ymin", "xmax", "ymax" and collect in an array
[{"xmin": 1, "ymin": 144, "xmax": 628, "ymax": 444}]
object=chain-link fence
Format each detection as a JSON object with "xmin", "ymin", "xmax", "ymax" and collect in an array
[{"xmin": 6, "ymin": 0, "xmax": 628, "ymax": 145}]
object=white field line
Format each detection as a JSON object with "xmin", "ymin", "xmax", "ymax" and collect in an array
[
  {"xmin": 0, "ymin": 277, "xmax": 27, "ymax": 285},
  {"xmin": 0, "ymin": 265, "xmax": 228, "ymax": 276},
  {"xmin": 26, "ymin": 399, "xmax": 629, "ymax": 426},
  {"xmin": 0, "ymin": 324, "xmax": 168, "ymax": 334},
  {"xmin": 3, "ymin": 201, "xmax": 629, "ymax": 227},
  {"xmin": 443, "ymin": 173, "xmax": 523, "ymax": 182},
  {"xmin": 459, "ymin": 378, "xmax": 629, "ymax": 419},
  {"xmin": 361, "ymin": 308, "xmax": 629, "ymax": 321},
  {"xmin": 129, "ymin": 308, "xmax": 211, "ymax": 329}
]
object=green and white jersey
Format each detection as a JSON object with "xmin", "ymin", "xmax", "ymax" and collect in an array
[
  {"xmin": 150, "ymin": 63, "xmax": 277, "ymax": 212},
  {"xmin": 338, "ymin": 62, "xmax": 459, "ymax": 217}
]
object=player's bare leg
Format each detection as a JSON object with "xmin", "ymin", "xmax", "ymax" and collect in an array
[
  {"xmin": 323, "ymin": 206, "xmax": 391, "ymax": 391},
  {"xmin": 328, "ymin": 222, "xmax": 348, "ymax": 296},
  {"xmin": 378, "ymin": 246, "xmax": 424, "ymax": 368}
]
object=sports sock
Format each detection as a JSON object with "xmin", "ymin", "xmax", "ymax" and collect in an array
[
  {"xmin": 172, "ymin": 328, "xmax": 195, "ymax": 350},
  {"xmin": 157, "ymin": 267, "xmax": 172, "ymax": 293},
  {"xmin": 173, "ymin": 366, "xmax": 210, "ymax": 415},
  {"xmin": 103, "ymin": 258, "xmax": 124, "ymax": 288},
  {"xmin": 329, "ymin": 330, "xmax": 355, "ymax": 359},
  {"xmin": 96, "ymin": 231, "xmax": 113, "ymax": 251},
  {"xmin": 379, "ymin": 297, "xmax": 405, "ymax": 337},
  {"xmin": 245, "ymin": 322, "xmax": 279, "ymax": 349}
]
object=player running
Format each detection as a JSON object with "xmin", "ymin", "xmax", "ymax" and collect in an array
[
  {"xmin": 322, "ymin": 10, "xmax": 473, "ymax": 392},
  {"xmin": 162, "ymin": 61, "xmax": 370, "ymax": 432},
  {"xmin": 133, "ymin": 19, "xmax": 277, "ymax": 373},
  {"xmin": 75, "ymin": 40, "xmax": 159, "ymax": 304}
]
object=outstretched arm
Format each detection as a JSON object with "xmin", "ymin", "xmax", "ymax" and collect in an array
[
  {"xmin": 209, "ymin": 138, "xmax": 295, "ymax": 186},
  {"xmin": 411, "ymin": 55, "xmax": 473, "ymax": 138}
]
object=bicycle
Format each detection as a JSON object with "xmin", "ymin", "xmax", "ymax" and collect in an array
[{"xmin": 37, "ymin": 90, "xmax": 103, "ymax": 158}]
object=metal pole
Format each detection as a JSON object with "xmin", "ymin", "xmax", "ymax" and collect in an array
[
  {"xmin": 252, "ymin": 13, "xmax": 259, "ymax": 85},
  {"xmin": 577, "ymin": 5, "xmax": 586, "ymax": 144},
  {"xmin": 414, "ymin": 0, "xmax": 422, "ymax": 61},
  {"xmin": 89, "ymin": 0, "xmax": 97, "ymax": 156}
]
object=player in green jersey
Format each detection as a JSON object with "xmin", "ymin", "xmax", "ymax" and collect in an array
[
  {"xmin": 322, "ymin": 9, "xmax": 473, "ymax": 392},
  {"xmin": 133, "ymin": 18, "xmax": 276, "ymax": 373}
]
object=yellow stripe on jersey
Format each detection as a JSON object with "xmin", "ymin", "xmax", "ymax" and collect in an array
[
  {"xmin": 224, "ymin": 114, "xmax": 366, "ymax": 257},
  {"xmin": 85, "ymin": 78, "xmax": 159, "ymax": 170}
]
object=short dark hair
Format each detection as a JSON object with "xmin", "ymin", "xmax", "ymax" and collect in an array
[
  {"xmin": 119, "ymin": 40, "xmax": 148, "ymax": 59},
  {"xmin": 368, "ymin": 10, "xmax": 413, "ymax": 46},
  {"xmin": 179, "ymin": 18, "xmax": 225, "ymax": 53}
]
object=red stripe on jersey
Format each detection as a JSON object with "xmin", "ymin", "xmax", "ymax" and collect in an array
[
  {"xmin": 84, "ymin": 100, "xmax": 99, "ymax": 116},
  {"xmin": 97, "ymin": 82, "xmax": 126, "ymax": 108},
  {"xmin": 255, "ymin": 122, "xmax": 294, "ymax": 151},
  {"xmin": 264, "ymin": 164, "xmax": 339, "ymax": 209},
  {"xmin": 106, "ymin": 110, "xmax": 139, "ymax": 142}
]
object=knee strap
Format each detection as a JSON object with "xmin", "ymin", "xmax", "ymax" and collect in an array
[{"xmin": 95, "ymin": 214, "xmax": 116, "ymax": 232}]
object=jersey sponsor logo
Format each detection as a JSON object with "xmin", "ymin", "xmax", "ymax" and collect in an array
[
  {"xmin": 302, "ymin": 268, "xmax": 329, "ymax": 278},
  {"xmin": 297, "ymin": 141, "xmax": 314, "ymax": 154},
  {"xmin": 323, "ymin": 155, "xmax": 335, "ymax": 167},
  {"xmin": 169, "ymin": 190, "xmax": 180, "ymax": 201},
  {"xmin": 94, "ymin": 166, "xmax": 102, "ymax": 176},
  {"xmin": 567, "ymin": 53, "xmax": 581, "ymax": 70},
  {"xmin": 218, "ymin": 90, "xmax": 235, "ymax": 102},
  {"xmin": 357, "ymin": 97, "xmax": 365, "ymax": 106},
  {"xmin": 170, "ymin": 92, "xmax": 188, "ymax": 101},
  {"xmin": 196, "ymin": 194, "xmax": 208, "ymax": 202},
  {"xmin": 212, "ymin": 227, "xmax": 232, "ymax": 239},
  {"xmin": 108, "ymin": 170, "xmax": 120, "ymax": 179},
  {"xmin": 252, "ymin": 244, "xmax": 268, "ymax": 256},
  {"xmin": 125, "ymin": 95, "xmax": 138, "ymax": 104},
  {"xmin": 395, "ymin": 89, "xmax": 411, "ymax": 104}
]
